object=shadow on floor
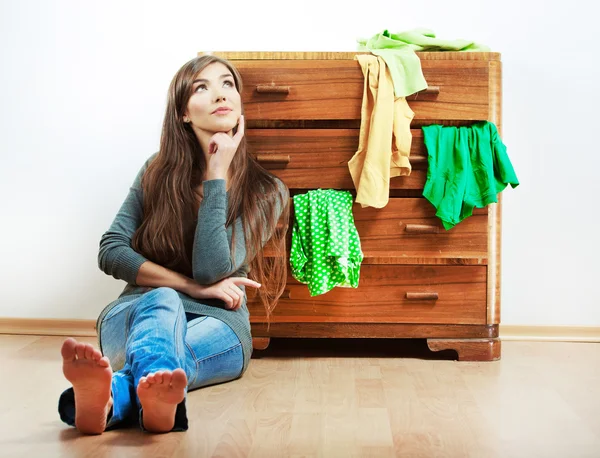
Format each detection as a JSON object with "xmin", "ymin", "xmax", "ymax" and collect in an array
[{"xmin": 252, "ymin": 338, "xmax": 458, "ymax": 361}]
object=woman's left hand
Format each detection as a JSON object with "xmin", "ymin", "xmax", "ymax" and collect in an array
[
  {"xmin": 186, "ymin": 275, "xmax": 260, "ymax": 310},
  {"xmin": 205, "ymin": 115, "xmax": 245, "ymax": 180}
]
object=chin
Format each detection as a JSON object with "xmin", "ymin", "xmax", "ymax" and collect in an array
[
  {"xmin": 212, "ymin": 122, "xmax": 237, "ymax": 133},
  {"xmin": 218, "ymin": 124, "xmax": 236, "ymax": 131}
]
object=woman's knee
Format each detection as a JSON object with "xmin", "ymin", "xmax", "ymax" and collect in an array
[
  {"xmin": 135, "ymin": 287, "xmax": 183, "ymax": 313},
  {"xmin": 150, "ymin": 286, "xmax": 180, "ymax": 300}
]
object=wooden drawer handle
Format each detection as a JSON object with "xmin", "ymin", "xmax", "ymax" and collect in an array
[
  {"xmin": 256, "ymin": 154, "xmax": 291, "ymax": 164},
  {"xmin": 280, "ymin": 289, "xmax": 291, "ymax": 299},
  {"xmin": 422, "ymin": 85, "xmax": 440, "ymax": 95},
  {"xmin": 404, "ymin": 224, "xmax": 439, "ymax": 234},
  {"xmin": 256, "ymin": 85, "xmax": 290, "ymax": 94},
  {"xmin": 408, "ymin": 86, "xmax": 441, "ymax": 100},
  {"xmin": 410, "ymin": 155, "xmax": 428, "ymax": 166},
  {"xmin": 406, "ymin": 292, "xmax": 439, "ymax": 300}
]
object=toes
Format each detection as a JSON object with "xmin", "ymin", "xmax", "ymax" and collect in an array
[
  {"xmin": 90, "ymin": 347, "xmax": 104, "ymax": 362},
  {"xmin": 61, "ymin": 338, "xmax": 78, "ymax": 360},
  {"xmin": 75, "ymin": 343, "xmax": 87, "ymax": 360},
  {"xmin": 162, "ymin": 372, "xmax": 173, "ymax": 385},
  {"xmin": 97, "ymin": 356, "xmax": 110, "ymax": 368},
  {"xmin": 64, "ymin": 339, "xmax": 103, "ymax": 363},
  {"xmin": 139, "ymin": 378, "xmax": 150, "ymax": 389},
  {"xmin": 171, "ymin": 369, "xmax": 188, "ymax": 389},
  {"xmin": 84, "ymin": 344, "xmax": 94, "ymax": 360},
  {"xmin": 142, "ymin": 370, "xmax": 187, "ymax": 388}
]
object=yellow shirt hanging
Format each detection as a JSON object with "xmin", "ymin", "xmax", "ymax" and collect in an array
[{"xmin": 348, "ymin": 54, "xmax": 414, "ymax": 208}]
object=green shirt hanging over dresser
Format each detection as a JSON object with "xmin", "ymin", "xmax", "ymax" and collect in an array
[
  {"xmin": 290, "ymin": 189, "xmax": 363, "ymax": 296},
  {"xmin": 422, "ymin": 121, "xmax": 519, "ymax": 230}
]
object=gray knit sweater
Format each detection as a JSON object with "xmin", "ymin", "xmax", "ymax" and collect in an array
[{"xmin": 95, "ymin": 154, "xmax": 282, "ymax": 372}]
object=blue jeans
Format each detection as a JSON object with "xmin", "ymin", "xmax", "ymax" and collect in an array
[{"xmin": 58, "ymin": 287, "xmax": 244, "ymax": 431}]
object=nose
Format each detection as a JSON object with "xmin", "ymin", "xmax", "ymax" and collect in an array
[{"xmin": 214, "ymin": 91, "xmax": 226, "ymax": 103}]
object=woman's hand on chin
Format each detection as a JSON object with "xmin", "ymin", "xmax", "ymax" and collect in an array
[{"xmin": 205, "ymin": 115, "xmax": 245, "ymax": 181}]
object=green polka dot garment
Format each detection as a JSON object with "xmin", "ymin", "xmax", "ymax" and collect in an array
[{"xmin": 290, "ymin": 189, "xmax": 364, "ymax": 296}]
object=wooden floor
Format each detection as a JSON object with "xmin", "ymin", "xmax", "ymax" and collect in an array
[{"xmin": 0, "ymin": 336, "xmax": 599, "ymax": 458}]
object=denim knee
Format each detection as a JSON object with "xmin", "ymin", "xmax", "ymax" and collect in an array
[
  {"xmin": 148, "ymin": 287, "xmax": 180, "ymax": 302},
  {"xmin": 133, "ymin": 287, "xmax": 183, "ymax": 314}
]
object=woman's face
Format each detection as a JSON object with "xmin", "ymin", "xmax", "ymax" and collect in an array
[{"xmin": 185, "ymin": 62, "xmax": 242, "ymax": 136}]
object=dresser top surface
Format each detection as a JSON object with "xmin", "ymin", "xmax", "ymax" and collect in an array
[{"xmin": 199, "ymin": 51, "xmax": 501, "ymax": 61}]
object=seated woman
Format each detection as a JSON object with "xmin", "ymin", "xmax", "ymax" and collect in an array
[{"xmin": 58, "ymin": 55, "xmax": 289, "ymax": 434}]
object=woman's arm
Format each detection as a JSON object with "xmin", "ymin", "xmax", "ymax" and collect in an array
[
  {"xmin": 135, "ymin": 260, "xmax": 196, "ymax": 294},
  {"xmin": 97, "ymin": 156, "xmax": 215, "ymax": 289},
  {"xmin": 98, "ymin": 156, "xmax": 259, "ymax": 309},
  {"xmin": 192, "ymin": 119, "xmax": 247, "ymax": 285},
  {"xmin": 191, "ymin": 176, "xmax": 289, "ymax": 284},
  {"xmin": 192, "ymin": 179, "xmax": 242, "ymax": 284},
  {"xmin": 136, "ymin": 259, "xmax": 260, "ymax": 310},
  {"xmin": 98, "ymin": 159, "xmax": 151, "ymax": 284}
]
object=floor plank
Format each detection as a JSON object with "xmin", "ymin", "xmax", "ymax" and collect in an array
[{"xmin": 0, "ymin": 336, "xmax": 599, "ymax": 457}]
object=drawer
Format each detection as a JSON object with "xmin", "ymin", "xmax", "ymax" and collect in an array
[
  {"xmin": 234, "ymin": 59, "xmax": 492, "ymax": 121},
  {"xmin": 247, "ymin": 128, "xmax": 428, "ymax": 190},
  {"xmin": 263, "ymin": 197, "xmax": 488, "ymax": 264},
  {"xmin": 247, "ymin": 265, "xmax": 487, "ymax": 325},
  {"xmin": 354, "ymin": 198, "xmax": 488, "ymax": 264}
]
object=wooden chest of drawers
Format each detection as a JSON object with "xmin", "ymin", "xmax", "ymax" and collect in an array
[{"xmin": 210, "ymin": 51, "xmax": 503, "ymax": 361}]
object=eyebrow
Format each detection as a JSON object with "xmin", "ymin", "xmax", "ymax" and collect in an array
[{"xmin": 192, "ymin": 74, "xmax": 234, "ymax": 84}]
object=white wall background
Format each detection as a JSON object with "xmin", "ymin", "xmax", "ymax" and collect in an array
[{"xmin": 1, "ymin": 0, "xmax": 598, "ymax": 325}]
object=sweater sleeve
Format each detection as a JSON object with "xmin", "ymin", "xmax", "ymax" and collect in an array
[
  {"xmin": 192, "ymin": 177, "xmax": 289, "ymax": 285},
  {"xmin": 97, "ymin": 158, "xmax": 152, "ymax": 284},
  {"xmin": 192, "ymin": 179, "xmax": 237, "ymax": 284}
]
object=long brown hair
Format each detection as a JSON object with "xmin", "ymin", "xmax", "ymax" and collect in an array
[{"xmin": 132, "ymin": 55, "xmax": 289, "ymax": 318}]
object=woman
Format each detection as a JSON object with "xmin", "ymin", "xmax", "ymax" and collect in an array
[{"xmin": 58, "ymin": 55, "xmax": 289, "ymax": 434}]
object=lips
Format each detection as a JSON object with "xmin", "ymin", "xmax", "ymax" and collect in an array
[{"xmin": 212, "ymin": 107, "xmax": 232, "ymax": 115}]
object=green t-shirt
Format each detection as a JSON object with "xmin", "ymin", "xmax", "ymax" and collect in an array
[{"xmin": 422, "ymin": 121, "xmax": 519, "ymax": 230}]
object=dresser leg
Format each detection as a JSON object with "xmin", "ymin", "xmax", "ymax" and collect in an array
[
  {"xmin": 252, "ymin": 337, "xmax": 271, "ymax": 351},
  {"xmin": 427, "ymin": 338, "xmax": 501, "ymax": 361}
]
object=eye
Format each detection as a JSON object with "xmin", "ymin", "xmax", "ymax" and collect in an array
[
  {"xmin": 195, "ymin": 84, "xmax": 207, "ymax": 92},
  {"xmin": 223, "ymin": 79, "xmax": 235, "ymax": 88}
]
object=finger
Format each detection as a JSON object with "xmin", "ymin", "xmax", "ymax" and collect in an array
[
  {"xmin": 230, "ymin": 277, "xmax": 261, "ymax": 289},
  {"xmin": 218, "ymin": 291, "xmax": 234, "ymax": 309},
  {"xmin": 231, "ymin": 284, "xmax": 244, "ymax": 309},
  {"xmin": 212, "ymin": 289, "xmax": 229, "ymax": 303},
  {"xmin": 227, "ymin": 286, "xmax": 241, "ymax": 309},
  {"xmin": 226, "ymin": 286, "xmax": 240, "ymax": 301},
  {"xmin": 225, "ymin": 288, "xmax": 239, "ymax": 309},
  {"xmin": 208, "ymin": 139, "xmax": 218, "ymax": 155},
  {"xmin": 208, "ymin": 133, "xmax": 224, "ymax": 154},
  {"xmin": 209, "ymin": 132, "xmax": 231, "ymax": 154},
  {"xmin": 231, "ymin": 284, "xmax": 244, "ymax": 301},
  {"xmin": 232, "ymin": 115, "xmax": 245, "ymax": 143}
]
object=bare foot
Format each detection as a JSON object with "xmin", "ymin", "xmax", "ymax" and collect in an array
[
  {"xmin": 61, "ymin": 338, "xmax": 113, "ymax": 435},
  {"xmin": 137, "ymin": 368, "xmax": 187, "ymax": 433}
]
